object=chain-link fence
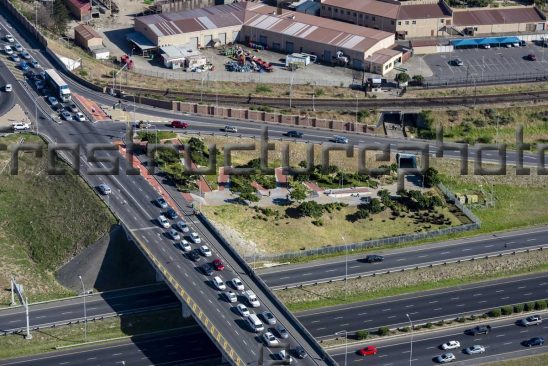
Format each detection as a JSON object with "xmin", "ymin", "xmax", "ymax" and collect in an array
[
  {"xmin": 420, "ymin": 71, "xmax": 548, "ymax": 89},
  {"xmin": 243, "ymin": 183, "xmax": 481, "ymax": 262}
]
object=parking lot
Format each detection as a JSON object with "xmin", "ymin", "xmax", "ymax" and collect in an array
[{"xmin": 424, "ymin": 41, "xmax": 548, "ymax": 82}]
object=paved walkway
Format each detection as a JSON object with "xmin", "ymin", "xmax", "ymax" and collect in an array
[
  {"xmin": 73, "ymin": 93, "xmax": 110, "ymax": 121},
  {"xmin": 303, "ymin": 181, "xmax": 323, "ymax": 193},
  {"xmin": 218, "ymin": 167, "xmax": 229, "ymax": 191},
  {"xmin": 274, "ymin": 167, "xmax": 288, "ymax": 188}
]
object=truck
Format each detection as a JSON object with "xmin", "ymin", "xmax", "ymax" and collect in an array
[{"xmin": 44, "ymin": 69, "xmax": 71, "ymax": 102}]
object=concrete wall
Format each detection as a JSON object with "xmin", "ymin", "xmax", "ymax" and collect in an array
[
  {"xmin": 0, "ymin": 0, "xmax": 48, "ymax": 47},
  {"xmin": 171, "ymin": 101, "xmax": 372, "ymax": 133},
  {"xmin": 396, "ymin": 16, "xmax": 449, "ymax": 38},
  {"xmin": 320, "ymin": 4, "xmax": 397, "ymax": 33}
]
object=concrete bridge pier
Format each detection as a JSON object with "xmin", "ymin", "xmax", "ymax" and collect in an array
[
  {"xmin": 155, "ymin": 270, "xmax": 164, "ymax": 282},
  {"xmin": 182, "ymin": 302, "xmax": 193, "ymax": 318}
]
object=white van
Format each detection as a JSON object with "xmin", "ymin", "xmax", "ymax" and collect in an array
[
  {"xmin": 247, "ymin": 313, "xmax": 264, "ymax": 332},
  {"xmin": 213, "ymin": 276, "xmax": 226, "ymax": 290},
  {"xmin": 243, "ymin": 290, "xmax": 260, "ymax": 307}
]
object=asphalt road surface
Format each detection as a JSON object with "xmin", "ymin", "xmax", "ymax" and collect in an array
[
  {"xmin": 330, "ymin": 312, "xmax": 548, "ymax": 366},
  {"xmin": 0, "ymin": 331, "xmax": 221, "ymax": 366},
  {"xmin": 260, "ymin": 226, "xmax": 548, "ymax": 289}
]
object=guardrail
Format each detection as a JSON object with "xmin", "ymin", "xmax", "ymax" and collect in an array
[
  {"xmin": 273, "ymin": 246, "xmax": 547, "ymax": 290},
  {"xmin": 197, "ymin": 212, "xmax": 339, "ymax": 366}
]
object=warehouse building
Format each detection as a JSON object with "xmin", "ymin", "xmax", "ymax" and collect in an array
[
  {"xmin": 319, "ymin": 0, "xmax": 546, "ymax": 39},
  {"xmin": 74, "ymin": 24, "xmax": 110, "ymax": 59},
  {"xmin": 133, "ymin": 2, "xmax": 401, "ymax": 74}
]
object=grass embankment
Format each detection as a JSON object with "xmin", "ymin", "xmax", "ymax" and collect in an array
[
  {"xmin": 0, "ymin": 134, "xmax": 117, "ymax": 306},
  {"xmin": 425, "ymin": 106, "xmax": 548, "ymax": 148},
  {"xmin": 278, "ymin": 250, "xmax": 548, "ymax": 312},
  {"xmin": 479, "ymin": 353, "xmax": 548, "ymax": 366},
  {"xmin": 407, "ymin": 81, "xmax": 548, "ymax": 98},
  {"xmin": 0, "ymin": 309, "xmax": 193, "ymax": 360}
]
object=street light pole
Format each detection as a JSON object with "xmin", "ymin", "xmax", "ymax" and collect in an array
[
  {"xmin": 406, "ymin": 313, "xmax": 413, "ymax": 366},
  {"xmin": 355, "ymin": 95, "xmax": 358, "ymax": 132},
  {"xmin": 342, "ymin": 235, "xmax": 348, "ymax": 299},
  {"xmin": 78, "ymin": 275, "xmax": 87, "ymax": 342},
  {"xmin": 335, "ymin": 330, "xmax": 348, "ymax": 366},
  {"xmin": 24, "ymin": 297, "xmax": 32, "ymax": 340}
]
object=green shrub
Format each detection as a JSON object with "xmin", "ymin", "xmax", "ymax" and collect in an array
[
  {"xmin": 423, "ymin": 322, "xmax": 433, "ymax": 329},
  {"xmin": 377, "ymin": 327, "xmax": 390, "ymax": 336},
  {"xmin": 535, "ymin": 300, "xmax": 547, "ymax": 310},
  {"xmin": 489, "ymin": 308, "xmax": 501, "ymax": 317},
  {"xmin": 356, "ymin": 330, "xmax": 369, "ymax": 340},
  {"xmin": 525, "ymin": 302, "xmax": 536, "ymax": 311},
  {"xmin": 255, "ymin": 84, "xmax": 272, "ymax": 93},
  {"xmin": 501, "ymin": 306, "xmax": 513, "ymax": 316},
  {"xmin": 513, "ymin": 304, "xmax": 524, "ymax": 313},
  {"xmin": 456, "ymin": 317, "xmax": 466, "ymax": 323}
]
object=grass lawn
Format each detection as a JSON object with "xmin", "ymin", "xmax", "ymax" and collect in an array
[
  {"xmin": 202, "ymin": 203, "xmax": 462, "ymax": 255},
  {"xmin": 0, "ymin": 308, "xmax": 194, "ymax": 360},
  {"xmin": 478, "ymin": 353, "xmax": 548, "ymax": 366},
  {"xmin": 0, "ymin": 134, "xmax": 117, "ymax": 306},
  {"xmin": 433, "ymin": 159, "xmax": 548, "ymax": 234},
  {"xmin": 278, "ymin": 250, "xmax": 548, "ymax": 312}
]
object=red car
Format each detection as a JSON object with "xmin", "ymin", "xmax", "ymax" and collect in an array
[
  {"xmin": 212, "ymin": 258, "xmax": 225, "ymax": 271},
  {"xmin": 358, "ymin": 346, "xmax": 378, "ymax": 356},
  {"xmin": 171, "ymin": 120, "xmax": 189, "ymax": 128}
]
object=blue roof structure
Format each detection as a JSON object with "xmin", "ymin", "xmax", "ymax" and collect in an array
[{"xmin": 451, "ymin": 36, "xmax": 520, "ymax": 48}]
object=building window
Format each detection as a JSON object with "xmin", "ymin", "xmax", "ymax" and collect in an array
[
  {"xmin": 412, "ymin": 20, "xmax": 416, "ymax": 24},
  {"xmin": 372, "ymin": 16, "xmax": 376, "ymax": 21},
  {"xmin": 328, "ymin": 6, "xmax": 331, "ymax": 10},
  {"xmin": 405, "ymin": 21, "xmax": 409, "ymax": 25},
  {"xmin": 334, "ymin": 8, "xmax": 338, "ymax": 13},
  {"xmin": 353, "ymin": 12, "xmax": 357, "ymax": 17},
  {"xmin": 398, "ymin": 21, "xmax": 401, "ymax": 25},
  {"xmin": 347, "ymin": 11, "xmax": 350, "ymax": 15},
  {"xmin": 440, "ymin": 19, "xmax": 445, "ymax": 23},
  {"xmin": 391, "ymin": 20, "xmax": 395, "ymax": 25},
  {"xmin": 359, "ymin": 14, "xmax": 363, "ymax": 18},
  {"xmin": 365, "ymin": 15, "xmax": 368, "ymax": 19}
]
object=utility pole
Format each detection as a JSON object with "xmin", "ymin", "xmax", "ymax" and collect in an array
[
  {"xmin": 355, "ymin": 95, "xmax": 358, "ymax": 132},
  {"xmin": 10, "ymin": 276, "xmax": 15, "ymax": 306},
  {"xmin": 78, "ymin": 275, "xmax": 87, "ymax": 342},
  {"xmin": 312, "ymin": 82, "xmax": 315, "ymax": 112},
  {"xmin": 24, "ymin": 297, "xmax": 32, "ymax": 340},
  {"xmin": 406, "ymin": 313, "xmax": 413, "ymax": 366},
  {"xmin": 289, "ymin": 75, "xmax": 294, "ymax": 109},
  {"xmin": 335, "ymin": 330, "xmax": 347, "ymax": 366}
]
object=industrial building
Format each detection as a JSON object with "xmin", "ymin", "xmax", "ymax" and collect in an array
[
  {"xmin": 74, "ymin": 24, "xmax": 110, "ymax": 59},
  {"xmin": 132, "ymin": 2, "xmax": 403, "ymax": 75},
  {"xmin": 319, "ymin": 0, "xmax": 546, "ymax": 39}
]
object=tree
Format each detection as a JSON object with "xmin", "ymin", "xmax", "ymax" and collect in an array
[
  {"xmin": 297, "ymin": 201, "xmax": 324, "ymax": 219},
  {"xmin": 289, "ymin": 182, "xmax": 309, "ymax": 202},
  {"xmin": 239, "ymin": 190, "xmax": 259, "ymax": 203},
  {"xmin": 423, "ymin": 167, "xmax": 441, "ymax": 188},
  {"xmin": 368, "ymin": 198, "xmax": 384, "ymax": 214},
  {"xmin": 52, "ymin": 0, "xmax": 70, "ymax": 34},
  {"xmin": 355, "ymin": 330, "xmax": 369, "ymax": 340},
  {"xmin": 395, "ymin": 72, "xmax": 410, "ymax": 85}
]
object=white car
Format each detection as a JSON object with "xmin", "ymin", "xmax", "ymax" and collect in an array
[
  {"xmin": 12, "ymin": 122, "xmax": 30, "ymax": 131},
  {"xmin": 180, "ymin": 240, "xmax": 191, "ymax": 252},
  {"xmin": 190, "ymin": 232, "xmax": 201, "ymax": 244},
  {"xmin": 167, "ymin": 228, "xmax": 180, "ymax": 241},
  {"xmin": 236, "ymin": 303, "xmax": 250, "ymax": 317},
  {"xmin": 4, "ymin": 45, "xmax": 13, "ymax": 55},
  {"xmin": 4, "ymin": 84, "xmax": 12, "ymax": 92},
  {"xmin": 158, "ymin": 215, "xmax": 170, "ymax": 228},
  {"xmin": 224, "ymin": 291, "xmax": 237, "ymax": 303},
  {"xmin": 224, "ymin": 125, "xmax": 238, "ymax": 133},
  {"xmin": 441, "ymin": 340, "xmax": 460, "ymax": 350},
  {"xmin": 74, "ymin": 112, "xmax": 86, "ymax": 122},
  {"xmin": 436, "ymin": 353, "xmax": 456, "ymax": 363},
  {"xmin": 274, "ymin": 350, "xmax": 294, "ymax": 364},
  {"xmin": 213, "ymin": 276, "xmax": 226, "ymax": 290},
  {"xmin": 231, "ymin": 278, "xmax": 244, "ymax": 291},
  {"xmin": 465, "ymin": 345, "xmax": 485, "ymax": 355},
  {"xmin": 520, "ymin": 315, "xmax": 542, "ymax": 326},
  {"xmin": 5, "ymin": 34, "xmax": 15, "ymax": 43},
  {"xmin": 200, "ymin": 245, "xmax": 212, "ymax": 257},
  {"xmin": 262, "ymin": 332, "xmax": 279, "ymax": 347},
  {"xmin": 176, "ymin": 221, "xmax": 189, "ymax": 233}
]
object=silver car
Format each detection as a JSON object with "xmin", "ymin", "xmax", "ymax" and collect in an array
[
  {"xmin": 168, "ymin": 229, "xmax": 180, "ymax": 241},
  {"xmin": 61, "ymin": 111, "xmax": 72, "ymax": 121},
  {"xmin": 260, "ymin": 311, "xmax": 276, "ymax": 325},
  {"xmin": 97, "ymin": 183, "xmax": 111, "ymax": 195},
  {"xmin": 275, "ymin": 324, "xmax": 289, "ymax": 339},
  {"xmin": 465, "ymin": 345, "xmax": 485, "ymax": 355}
]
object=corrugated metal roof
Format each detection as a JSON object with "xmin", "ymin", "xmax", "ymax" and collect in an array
[
  {"xmin": 321, "ymin": 0, "xmax": 400, "ymax": 19},
  {"xmin": 74, "ymin": 24, "xmax": 102, "ymax": 41},
  {"xmin": 453, "ymin": 7, "xmax": 545, "ymax": 26},
  {"xmin": 398, "ymin": 3, "xmax": 451, "ymax": 20}
]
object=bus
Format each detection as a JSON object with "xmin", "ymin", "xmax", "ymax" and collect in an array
[{"xmin": 44, "ymin": 69, "xmax": 71, "ymax": 102}]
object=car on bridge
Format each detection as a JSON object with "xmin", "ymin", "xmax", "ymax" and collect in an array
[
  {"xmin": 212, "ymin": 258, "xmax": 224, "ymax": 270},
  {"xmin": 260, "ymin": 311, "xmax": 276, "ymax": 325},
  {"xmin": 231, "ymin": 277, "xmax": 244, "ymax": 291},
  {"xmin": 262, "ymin": 332, "xmax": 279, "ymax": 347},
  {"xmin": 190, "ymin": 232, "xmax": 201, "ymax": 244},
  {"xmin": 155, "ymin": 197, "xmax": 168, "ymax": 208},
  {"xmin": 236, "ymin": 303, "xmax": 250, "ymax": 317},
  {"xmin": 13, "ymin": 43, "xmax": 22, "ymax": 52},
  {"xmin": 200, "ymin": 245, "xmax": 212, "ymax": 257},
  {"xmin": 176, "ymin": 220, "xmax": 189, "ymax": 233},
  {"xmin": 188, "ymin": 249, "xmax": 202, "ymax": 262},
  {"xmin": 167, "ymin": 228, "xmax": 180, "ymax": 241},
  {"xmin": 273, "ymin": 350, "xmax": 294, "ymax": 364},
  {"xmin": 224, "ymin": 291, "xmax": 237, "ymax": 303},
  {"xmin": 157, "ymin": 215, "xmax": 170, "ymax": 228},
  {"xmin": 47, "ymin": 96, "xmax": 59, "ymax": 108},
  {"xmin": 4, "ymin": 45, "xmax": 13, "ymax": 55},
  {"xmin": 20, "ymin": 51, "xmax": 31, "ymax": 60},
  {"xmin": 200, "ymin": 263, "xmax": 215, "ymax": 276},
  {"xmin": 10, "ymin": 54, "xmax": 20, "ymax": 62},
  {"xmin": 213, "ymin": 276, "xmax": 226, "ymax": 290},
  {"xmin": 166, "ymin": 208, "xmax": 178, "ymax": 220},
  {"xmin": 275, "ymin": 324, "xmax": 289, "ymax": 339},
  {"xmin": 18, "ymin": 61, "xmax": 29, "ymax": 71},
  {"xmin": 30, "ymin": 59, "xmax": 39, "ymax": 68},
  {"xmin": 179, "ymin": 240, "xmax": 191, "ymax": 252},
  {"xmin": 293, "ymin": 346, "xmax": 307, "ymax": 359},
  {"xmin": 5, "ymin": 34, "xmax": 15, "ymax": 43}
]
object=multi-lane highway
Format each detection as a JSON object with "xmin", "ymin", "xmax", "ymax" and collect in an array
[
  {"xmin": 0, "ymin": 331, "xmax": 221, "ymax": 366},
  {"xmin": 260, "ymin": 227, "xmax": 548, "ymax": 289},
  {"xmin": 0, "ymin": 11, "xmax": 334, "ymax": 366}
]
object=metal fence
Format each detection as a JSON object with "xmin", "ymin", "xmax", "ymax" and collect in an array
[
  {"xmin": 420, "ymin": 71, "xmax": 548, "ymax": 89},
  {"xmin": 242, "ymin": 183, "xmax": 481, "ymax": 262}
]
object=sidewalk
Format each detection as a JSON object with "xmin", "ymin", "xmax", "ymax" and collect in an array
[{"xmin": 73, "ymin": 93, "xmax": 110, "ymax": 121}]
